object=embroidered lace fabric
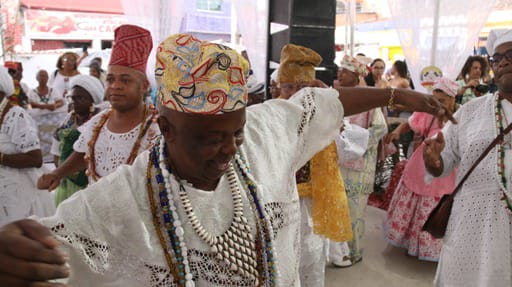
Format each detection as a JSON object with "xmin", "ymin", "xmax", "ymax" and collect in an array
[
  {"xmin": 36, "ymin": 88, "xmax": 344, "ymax": 286},
  {"xmin": 73, "ymin": 109, "xmax": 159, "ymax": 181},
  {"xmin": 434, "ymin": 94, "xmax": 512, "ymax": 287},
  {"xmin": 1, "ymin": 107, "xmax": 55, "ymax": 225},
  {"xmin": 297, "ymin": 142, "xmax": 353, "ymax": 242}
]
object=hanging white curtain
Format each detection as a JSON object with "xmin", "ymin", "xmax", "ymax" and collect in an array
[
  {"xmin": 120, "ymin": 0, "xmax": 187, "ymax": 86},
  {"xmin": 232, "ymin": 0, "xmax": 269, "ymax": 82},
  {"xmin": 387, "ymin": 0, "xmax": 496, "ymax": 92}
]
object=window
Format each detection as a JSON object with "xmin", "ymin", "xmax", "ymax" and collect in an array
[{"xmin": 197, "ymin": 0, "xmax": 223, "ymax": 11}]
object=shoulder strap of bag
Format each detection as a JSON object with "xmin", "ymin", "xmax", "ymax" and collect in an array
[{"xmin": 449, "ymin": 121, "xmax": 512, "ymax": 199}]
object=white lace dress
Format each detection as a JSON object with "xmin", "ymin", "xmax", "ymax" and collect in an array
[
  {"xmin": 0, "ymin": 106, "xmax": 55, "ymax": 226},
  {"xmin": 433, "ymin": 93, "xmax": 512, "ymax": 287},
  {"xmin": 73, "ymin": 108, "xmax": 160, "ymax": 183},
  {"xmin": 37, "ymin": 88, "xmax": 344, "ymax": 286},
  {"xmin": 48, "ymin": 72, "xmax": 78, "ymax": 113}
]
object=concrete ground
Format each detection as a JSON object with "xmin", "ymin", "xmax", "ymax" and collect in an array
[{"xmin": 325, "ymin": 206, "xmax": 438, "ymax": 287}]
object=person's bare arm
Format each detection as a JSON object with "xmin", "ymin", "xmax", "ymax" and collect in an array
[
  {"xmin": 384, "ymin": 121, "xmax": 411, "ymax": 144},
  {"xmin": 1, "ymin": 149, "xmax": 42, "ymax": 168},
  {"xmin": 423, "ymin": 132, "xmax": 446, "ymax": 177},
  {"xmin": 38, "ymin": 151, "xmax": 86, "ymax": 191},
  {"xmin": 336, "ymin": 87, "xmax": 455, "ymax": 123}
]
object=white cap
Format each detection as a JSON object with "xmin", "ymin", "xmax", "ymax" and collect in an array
[{"xmin": 487, "ymin": 29, "xmax": 512, "ymax": 55}]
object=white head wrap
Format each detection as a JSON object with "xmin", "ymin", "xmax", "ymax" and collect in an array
[
  {"xmin": 270, "ymin": 69, "xmax": 279, "ymax": 82},
  {"xmin": 0, "ymin": 66, "xmax": 14, "ymax": 97},
  {"xmin": 246, "ymin": 74, "xmax": 265, "ymax": 94},
  {"xmin": 487, "ymin": 29, "xmax": 512, "ymax": 55},
  {"xmin": 70, "ymin": 75, "xmax": 105, "ymax": 104}
]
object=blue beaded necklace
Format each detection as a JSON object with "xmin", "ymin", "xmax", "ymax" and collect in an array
[{"xmin": 147, "ymin": 139, "xmax": 278, "ymax": 286}]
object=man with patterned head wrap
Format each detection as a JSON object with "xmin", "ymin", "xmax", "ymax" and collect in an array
[
  {"xmin": 424, "ymin": 28, "xmax": 512, "ymax": 286},
  {"xmin": 37, "ymin": 24, "xmax": 160, "ymax": 191},
  {"xmin": 277, "ymin": 44, "xmax": 353, "ymax": 286},
  {"xmin": 0, "ymin": 32, "xmax": 453, "ymax": 286}
]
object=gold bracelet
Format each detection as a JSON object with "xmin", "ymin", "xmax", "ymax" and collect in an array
[{"xmin": 388, "ymin": 88, "xmax": 396, "ymax": 111}]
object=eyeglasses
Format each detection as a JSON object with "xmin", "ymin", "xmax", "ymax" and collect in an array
[{"xmin": 490, "ymin": 49, "xmax": 512, "ymax": 66}]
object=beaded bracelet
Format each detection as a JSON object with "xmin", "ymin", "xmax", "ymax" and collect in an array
[{"xmin": 388, "ymin": 88, "xmax": 396, "ymax": 111}]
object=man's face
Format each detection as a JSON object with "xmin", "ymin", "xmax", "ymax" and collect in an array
[
  {"xmin": 279, "ymin": 83, "xmax": 304, "ymax": 99},
  {"xmin": 492, "ymin": 42, "xmax": 512, "ymax": 93},
  {"xmin": 159, "ymin": 108, "xmax": 246, "ymax": 190},
  {"xmin": 337, "ymin": 68, "xmax": 359, "ymax": 87},
  {"xmin": 105, "ymin": 65, "xmax": 147, "ymax": 112}
]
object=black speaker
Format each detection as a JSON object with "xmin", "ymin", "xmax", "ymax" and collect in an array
[{"xmin": 267, "ymin": 0, "xmax": 337, "ymax": 89}]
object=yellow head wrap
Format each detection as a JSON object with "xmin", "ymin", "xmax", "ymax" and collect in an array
[{"xmin": 277, "ymin": 44, "xmax": 322, "ymax": 84}]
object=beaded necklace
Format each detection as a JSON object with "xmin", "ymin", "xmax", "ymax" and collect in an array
[
  {"xmin": 87, "ymin": 106, "xmax": 150, "ymax": 181},
  {"xmin": 146, "ymin": 138, "xmax": 277, "ymax": 286},
  {"xmin": 494, "ymin": 94, "xmax": 512, "ymax": 212},
  {"xmin": 34, "ymin": 87, "xmax": 50, "ymax": 103}
]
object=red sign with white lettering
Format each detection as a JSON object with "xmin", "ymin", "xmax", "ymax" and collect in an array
[{"xmin": 25, "ymin": 9, "xmax": 127, "ymax": 40}]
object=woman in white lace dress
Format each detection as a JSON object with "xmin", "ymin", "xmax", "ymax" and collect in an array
[
  {"xmin": 0, "ymin": 67, "xmax": 55, "ymax": 226},
  {"xmin": 424, "ymin": 29, "xmax": 512, "ymax": 287}
]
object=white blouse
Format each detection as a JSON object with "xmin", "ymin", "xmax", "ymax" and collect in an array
[
  {"xmin": 73, "ymin": 108, "xmax": 160, "ymax": 182},
  {"xmin": 434, "ymin": 93, "xmax": 512, "ymax": 287}
]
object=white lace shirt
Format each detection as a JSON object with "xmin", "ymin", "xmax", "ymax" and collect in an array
[
  {"xmin": 434, "ymin": 93, "xmax": 512, "ymax": 287},
  {"xmin": 73, "ymin": 108, "xmax": 160, "ymax": 182},
  {"xmin": 39, "ymin": 88, "xmax": 344, "ymax": 286}
]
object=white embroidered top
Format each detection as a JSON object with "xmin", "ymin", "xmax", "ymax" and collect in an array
[
  {"xmin": 73, "ymin": 108, "xmax": 160, "ymax": 182},
  {"xmin": 1, "ymin": 107, "xmax": 55, "ymax": 225},
  {"xmin": 38, "ymin": 88, "xmax": 344, "ymax": 286},
  {"xmin": 433, "ymin": 94, "xmax": 512, "ymax": 287}
]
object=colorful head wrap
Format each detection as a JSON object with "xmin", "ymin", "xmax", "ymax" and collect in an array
[
  {"xmin": 155, "ymin": 34, "xmax": 250, "ymax": 114},
  {"xmin": 0, "ymin": 67, "xmax": 14, "ymax": 96},
  {"xmin": 487, "ymin": 29, "xmax": 512, "ymax": 56},
  {"xmin": 70, "ymin": 75, "xmax": 105, "ymax": 104},
  {"xmin": 432, "ymin": 77, "xmax": 458, "ymax": 98},
  {"xmin": 277, "ymin": 44, "xmax": 322, "ymax": 84},
  {"xmin": 339, "ymin": 55, "xmax": 369, "ymax": 77},
  {"xmin": 109, "ymin": 24, "xmax": 153, "ymax": 74}
]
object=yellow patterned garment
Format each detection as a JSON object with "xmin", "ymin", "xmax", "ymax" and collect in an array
[{"xmin": 298, "ymin": 142, "xmax": 353, "ymax": 242}]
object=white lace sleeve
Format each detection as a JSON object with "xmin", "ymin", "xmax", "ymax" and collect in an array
[
  {"xmin": 72, "ymin": 110, "xmax": 107, "ymax": 154},
  {"xmin": 36, "ymin": 155, "xmax": 171, "ymax": 286},
  {"xmin": 439, "ymin": 110, "xmax": 462, "ymax": 177},
  {"xmin": 245, "ymin": 87, "xmax": 344, "ymax": 171},
  {"xmin": 2, "ymin": 107, "xmax": 40, "ymax": 153}
]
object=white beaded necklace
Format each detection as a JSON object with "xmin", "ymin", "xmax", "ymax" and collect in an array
[
  {"xmin": 158, "ymin": 142, "xmax": 194, "ymax": 287},
  {"xmin": 159, "ymin": 142, "xmax": 260, "ymax": 285}
]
